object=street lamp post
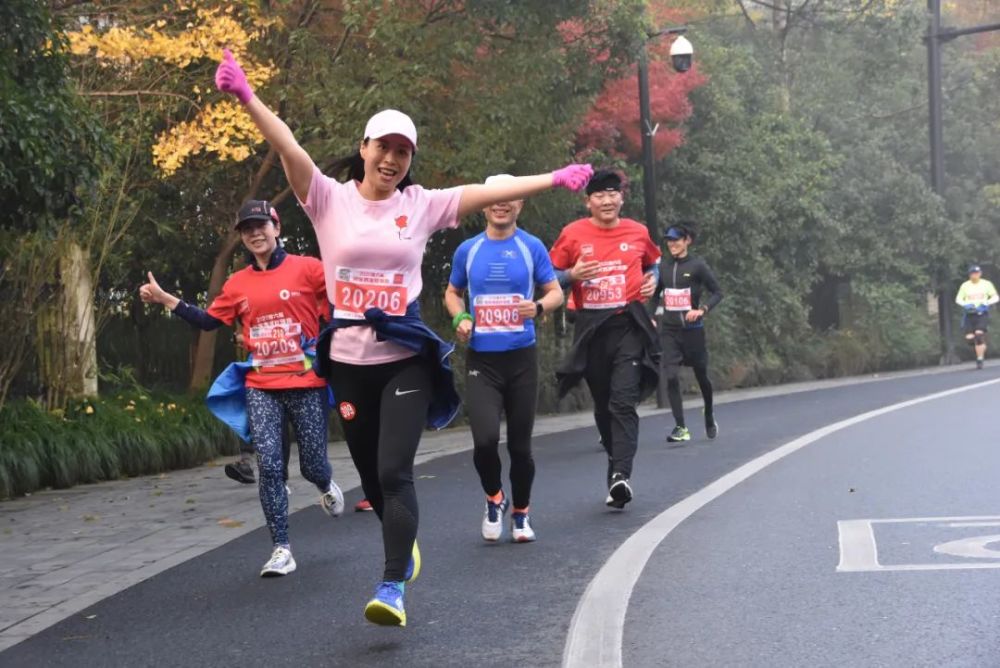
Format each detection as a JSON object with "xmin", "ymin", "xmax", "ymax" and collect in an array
[
  {"xmin": 638, "ymin": 28, "xmax": 691, "ymax": 408},
  {"xmin": 925, "ymin": 0, "xmax": 1000, "ymax": 364},
  {"xmin": 637, "ymin": 28, "xmax": 691, "ymax": 244}
]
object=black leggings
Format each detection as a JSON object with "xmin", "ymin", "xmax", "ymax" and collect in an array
[
  {"xmin": 466, "ymin": 345, "xmax": 538, "ymax": 510},
  {"xmin": 328, "ymin": 357, "xmax": 433, "ymax": 582},
  {"xmin": 666, "ymin": 366, "xmax": 714, "ymax": 428}
]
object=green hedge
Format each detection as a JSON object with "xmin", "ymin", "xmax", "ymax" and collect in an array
[{"xmin": 0, "ymin": 392, "xmax": 239, "ymax": 499}]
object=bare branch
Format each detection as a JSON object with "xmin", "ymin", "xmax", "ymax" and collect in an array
[
  {"xmin": 82, "ymin": 89, "xmax": 202, "ymax": 111},
  {"xmin": 735, "ymin": 0, "xmax": 758, "ymax": 29}
]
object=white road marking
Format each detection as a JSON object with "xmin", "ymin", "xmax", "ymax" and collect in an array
[
  {"xmin": 562, "ymin": 377, "xmax": 1000, "ymax": 668},
  {"xmin": 837, "ymin": 515, "xmax": 1000, "ymax": 571},
  {"xmin": 935, "ymin": 534, "xmax": 1000, "ymax": 560},
  {"xmin": 837, "ymin": 520, "xmax": 880, "ymax": 572}
]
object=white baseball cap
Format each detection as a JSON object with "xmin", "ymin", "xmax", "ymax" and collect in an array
[
  {"xmin": 484, "ymin": 173, "xmax": 515, "ymax": 185},
  {"xmin": 364, "ymin": 109, "xmax": 418, "ymax": 151}
]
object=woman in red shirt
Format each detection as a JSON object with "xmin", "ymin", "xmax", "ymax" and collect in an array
[{"xmin": 139, "ymin": 200, "xmax": 344, "ymax": 578}]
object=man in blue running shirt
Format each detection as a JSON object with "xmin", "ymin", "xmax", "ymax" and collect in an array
[{"xmin": 444, "ymin": 174, "xmax": 564, "ymax": 543}]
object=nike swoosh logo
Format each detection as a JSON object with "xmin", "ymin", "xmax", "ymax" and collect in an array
[{"xmin": 394, "ymin": 388, "xmax": 420, "ymax": 396}]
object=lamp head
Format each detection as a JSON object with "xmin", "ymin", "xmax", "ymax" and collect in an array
[{"xmin": 670, "ymin": 35, "xmax": 694, "ymax": 73}]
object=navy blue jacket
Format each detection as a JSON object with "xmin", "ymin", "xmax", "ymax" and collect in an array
[{"xmin": 314, "ymin": 301, "xmax": 460, "ymax": 430}]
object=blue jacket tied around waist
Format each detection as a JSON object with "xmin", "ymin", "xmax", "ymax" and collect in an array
[
  {"xmin": 205, "ymin": 338, "xmax": 331, "ymax": 444},
  {"xmin": 313, "ymin": 301, "xmax": 460, "ymax": 431}
]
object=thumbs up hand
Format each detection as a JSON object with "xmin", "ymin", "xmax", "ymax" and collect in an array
[
  {"xmin": 139, "ymin": 271, "xmax": 179, "ymax": 309},
  {"xmin": 215, "ymin": 48, "xmax": 253, "ymax": 104}
]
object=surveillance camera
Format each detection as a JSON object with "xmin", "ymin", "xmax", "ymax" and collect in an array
[{"xmin": 670, "ymin": 35, "xmax": 693, "ymax": 73}]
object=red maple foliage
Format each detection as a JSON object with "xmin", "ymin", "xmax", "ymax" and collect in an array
[
  {"xmin": 573, "ymin": 2, "xmax": 708, "ymax": 161},
  {"xmin": 576, "ymin": 58, "xmax": 706, "ymax": 161}
]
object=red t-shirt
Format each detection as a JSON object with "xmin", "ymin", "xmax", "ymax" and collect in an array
[
  {"xmin": 207, "ymin": 255, "xmax": 328, "ymax": 390},
  {"xmin": 550, "ymin": 218, "xmax": 660, "ymax": 311}
]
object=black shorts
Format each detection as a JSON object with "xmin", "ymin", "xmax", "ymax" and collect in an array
[
  {"xmin": 964, "ymin": 312, "xmax": 989, "ymax": 334},
  {"xmin": 661, "ymin": 326, "xmax": 708, "ymax": 369}
]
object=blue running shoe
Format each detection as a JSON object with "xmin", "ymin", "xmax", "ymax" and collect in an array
[
  {"xmin": 364, "ymin": 581, "xmax": 406, "ymax": 627},
  {"xmin": 511, "ymin": 512, "xmax": 536, "ymax": 543},
  {"xmin": 404, "ymin": 540, "xmax": 421, "ymax": 583},
  {"xmin": 481, "ymin": 493, "xmax": 510, "ymax": 542}
]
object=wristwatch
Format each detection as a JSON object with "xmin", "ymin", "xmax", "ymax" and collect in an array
[{"xmin": 535, "ymin": 301, "xmax": 544, "ymax": 317}]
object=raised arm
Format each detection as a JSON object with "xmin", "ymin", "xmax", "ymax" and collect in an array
[
  {"xmin": 139, "ymin": 272, "xmax": 225, "ymax": 331},
  {"xmin": 457, "ymin": 164, "xmax": 593, "ymax": 218},
  {"xmin": 215, "ymin": 49, "xmax": 316, "ymax": 203}
]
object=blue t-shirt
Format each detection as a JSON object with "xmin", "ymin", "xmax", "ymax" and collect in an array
[{"xmin": 449, "ymin": 228, "xmax": 556, "ymax": 352}]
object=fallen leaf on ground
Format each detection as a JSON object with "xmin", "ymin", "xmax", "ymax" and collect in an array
[{"xmin": 217, "ymin": 518, "xmax": 245, "ymax": 528}]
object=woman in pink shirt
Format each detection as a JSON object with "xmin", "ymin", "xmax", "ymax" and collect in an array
[{"xmin": 215, "ymin": 49, "xmax": 591, "ymax": 627}]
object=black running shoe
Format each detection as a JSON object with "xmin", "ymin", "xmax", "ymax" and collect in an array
[
  {"xmin": 605, "ymin": 473, "xmax": 633, "ymax": 509},
  {"xmin": 705, "ymin": 417, "xmax": 718, "ymax": 440},
  {"xmin": 977, "ymin": 359, "xmax": 984, "ymax": 370},
  {"xmin": 225, "ymin": 459, "xmax": 256, "ymax": 484}
]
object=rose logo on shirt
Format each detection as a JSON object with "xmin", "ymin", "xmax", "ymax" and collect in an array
[
  {"xmin": 619, "ymin": 242, "xmax": 630, "ymax": 252},
  {"xmin": 395, "ymin": 215, "xmax": 411, "ymax": 240},
  {"xmin": 279, "ymin": 289, "xmax": 291, "ymax": 300}
]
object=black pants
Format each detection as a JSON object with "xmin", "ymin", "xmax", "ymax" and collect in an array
[
  {"xmin": 662, "ymin": 327, "xmax": 713, "ymax": 428},
  {"xmin": 584, "ymin": 314, "xmax": 643, "ymax": 484},
  {"xmin": 328, "ymin": 357, "xmax": 433, "ymax": 582},
  {"xmin": 466, "ymin": 345, "xmax": 538, "ymax": 510}
]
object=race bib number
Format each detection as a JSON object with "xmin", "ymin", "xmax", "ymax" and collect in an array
[
  {"xmin": 333, "ymin": 266, "xmax": 407, "ymax": 319},
  {"xmin": 249, "ymin": 320, "xmax": 304, "ymax": 367},
  {"xmin": 581, "ymin": 274, "xmax": 626, "ymax": 310},
  {"xmin": 473, "ymin": 294, "xmax": 524, "ymax": 333},
  {"xmin": 662, "ymin": 287, "xmax": 692, "ymax": 312}
]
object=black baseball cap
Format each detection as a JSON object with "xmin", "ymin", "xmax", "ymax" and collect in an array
[
  {"xmin": 235, "ymin": 200, "xmax": 279, "ymax": 230},
  {"xmin": 969, "ymin": 264, "xmax": 982, "ymax": 274},
  {"xmin": 585, "ymin": 169, "xmax": 623, "ymax": 195}
]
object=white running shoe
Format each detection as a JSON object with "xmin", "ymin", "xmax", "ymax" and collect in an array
[
  {"xmin": 320, "ymin": 481, "xmax": 344, "ymax": 517},
  {"xmin": 260, "ymin": 546, "xmax": 296, "ymax": 577},
  {"xmin": 511, "ymin": 512, "xmax": 536, "ymax": 543},
  {"xmin": 481, "ymin": 494, "xmax": 509, "ymax": 542}
]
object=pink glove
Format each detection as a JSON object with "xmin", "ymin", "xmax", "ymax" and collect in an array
[
  {"xmin": 552, "ymin": 163, "xmax": 594, "ymax": 192},
  {"xmin": 215, "ymin": 48, "xmax": 253, "ymax": 104}
]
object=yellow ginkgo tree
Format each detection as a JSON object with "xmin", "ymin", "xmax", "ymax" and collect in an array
[{"xmin": 65, "ymin": 0, "xmax": 277, "ymax": 176}]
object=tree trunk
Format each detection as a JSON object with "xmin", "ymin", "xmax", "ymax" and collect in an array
[{"xmin": 38, "ymin": 241, "xmax": 98, "ymax": 407}]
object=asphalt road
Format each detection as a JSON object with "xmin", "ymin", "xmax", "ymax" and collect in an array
[{"xmin": 4, "ymin": 366, "xmax": 999, "ymax": 668}]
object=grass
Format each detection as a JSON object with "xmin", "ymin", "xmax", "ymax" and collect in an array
[{"xmin": 0, "ymin": 391, "xmax": 239, "ymax": 499}]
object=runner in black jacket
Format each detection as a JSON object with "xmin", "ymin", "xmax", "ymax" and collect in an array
[{"xmin": 651, "ymin": 225, "xmax": 723, "ymax": 442}]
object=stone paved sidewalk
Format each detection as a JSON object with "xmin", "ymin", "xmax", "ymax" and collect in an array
[{"xmin": 0, "ymin": 364, "xmax": 965, "ymax": 651}]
